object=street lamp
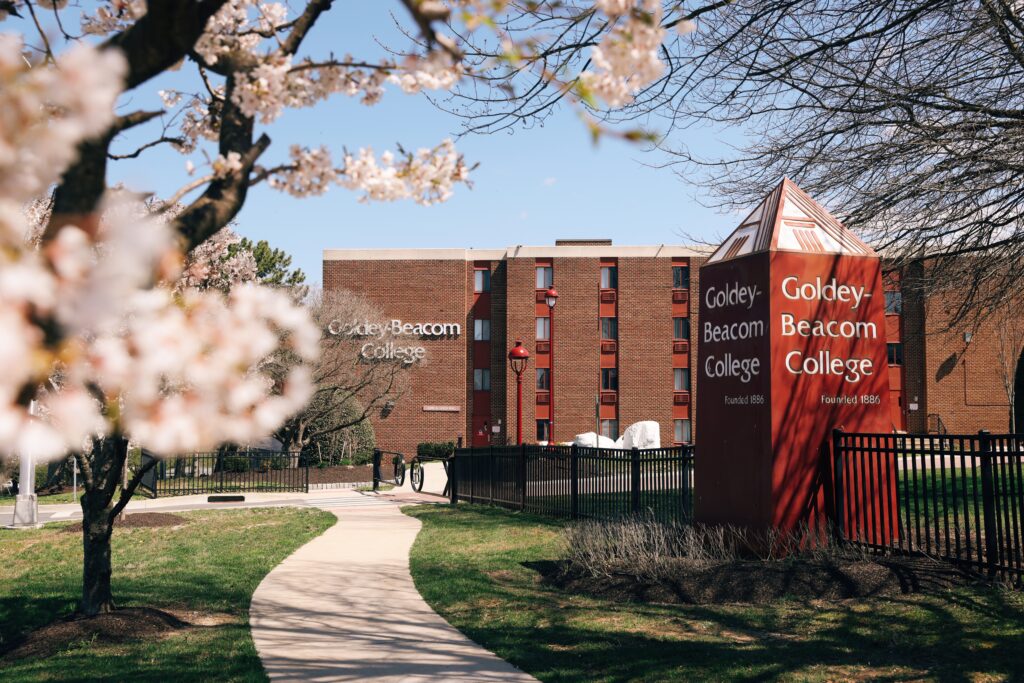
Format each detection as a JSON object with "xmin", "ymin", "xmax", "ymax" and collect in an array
[
  {"xmin": 508, "ymin": 341, "xmax": 530, "ymax": 445},
  {"xmin": 545, "ymin": 287, "xmax": 559, "ymax": 443}
]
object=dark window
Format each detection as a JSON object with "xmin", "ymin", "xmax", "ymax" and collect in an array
[
  {"xmin": 885, "ymin": 290, "xmax": 903, "ymax": 315},
  {"xmin": 535, "ymin": 266, "xmax": 553, "ymax": 289},
  {"xmin": 600, "ymin": 419, "xmax": 619, "ymax": 440},
  {"xmin": 474, "ymin": 368, "xmax": 491, "ymax": 391},
  {"xmin": 674, "ymin": 317, "xmax": 690, "ymax": 340},
  {"xmin": 602, "ymin": 368, "xmax": 619, "ymax": 391},
  {"xmin": 601, "ymin": 317, "xmax": 618, "ymax": 340},
  {"xmin": 674, "ymin": 419, "xmax": 692, "ymax": 444},
  {"xmin": 674, "ymin": 368, "xmax": 691, "ymax": 392},
  {"xmin": 536, "ymin": 368, "xmax": 550, "ymax": 391},
  {"xmin": 536, "ymin": 317, "xmax": 550, "ymax": 340},
  {"xmin": 474, "ymin": 269, "xmax": 490, "ymax": 292},
  {"xmin": 601, "ymin": 266, "xmax": 618, "ymax": 289},
  {"xmin": 536, "ymin": 419, "xmax": 550, "ymax": 442},
  {"xmin": 673, "ymin": 265, "xmax": 690, "ymax": 289},
  {"xmin": 887, "ymin": 343, "xmax": 904, "ymax": 366}
]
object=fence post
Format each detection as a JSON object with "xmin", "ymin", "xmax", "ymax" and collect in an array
[
  {"xmin": 630, "ymin": 447, "xmax": 640, "ymax": 514},
  {"xmin": 449, "ymin": 452, "xmax": 459, "ymax": 505},
  {"xmin": 219, "ymin": 453, "xmax": 225, "ymax": 493},
  {"xmin": 372, "ymin": 449, "xmax": 382, "ymax": 492},
  {"xmin": 570, "ymin": 444, "xmax": 579, "ymax": 519},
  {"xmin": 304, "ymin": 455, "xmax": 309, "ymax": 493},
  {"xmin": 520, "ymin": 442, "xmax": 527, "ymax": 511},
  {"xmin": 488, "ymin": 445, "xmax": 494, "ymax": 505},
  {"xmin": 831, "ymin": 428, "xmax": 845, "ymax": 543},
  {"xmin": 979, "ymin": 430, "xmax": 999, "ymax": 578}
]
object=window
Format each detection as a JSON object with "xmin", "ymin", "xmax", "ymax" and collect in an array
[
  {"xmin": 887, "ymin": 343, "xmax": 904, "ymax": 366},
  {"xmin": 673, "ymin": 317, "xmax": 690, "ymax": 340},
  {"xmin": 601, "ymin": 317, "xmax": 618, "ymax": 340},
  {"xmin": 674, "ymin": 368, "xmax": 691, "ymax": 392},
  {"xmin": 536, "ymin": 419, "xmax": 551, "ymax": 442},
  {"xmin": 602, "ymin": 368, "xmax": 619, "ymax": 391},
  {"xmin": 536, "ymin": 368, "xmax": 550, "ymax": 391},
  {"xmin": 674, "ymin": 418, "xmax": 692, "ymax": 444},
  {"xmin": 600, "ymin": 265, "xmax": 618, "ymax": 289},
  {"xmin": 474, "ymin": 368, "xmax": 491, "ymax": 391},
  {"xmin": 473, "ymin": 319, "xmax": 491, "ymax": 341},
  {"xmin": 672, "ymin": 265, "xmax": 690, "ymax": 289},
  {"xmin": 600, "ymin": 419, "xmax": 619, "ymax": 440},
  {"xmin": 885, "ymin": 290, "xmax": 903, "ymax": 315},
  {"xmin": 474, "ymin": 269, "xmax": 490, "ymax": 292},
  {"xmin": 535, "ymin": 265, "xmax": 553, "ymax": 289},
  {"xmin": 536, "ymin": 317, "xmax": 550, "ymax": 340}
]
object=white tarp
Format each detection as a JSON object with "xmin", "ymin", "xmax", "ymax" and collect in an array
[
  {"xmin": 572, "ymin": 432, "xmax": 619, "ymax": 449},
  {"xmin": 619, "ymin": 421, "xmax": 661, "ymax": 450}
]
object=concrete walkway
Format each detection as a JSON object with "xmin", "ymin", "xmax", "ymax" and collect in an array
[{"xmin": 250, "ymin": 491, "xmax": 537, "ymax": 682}]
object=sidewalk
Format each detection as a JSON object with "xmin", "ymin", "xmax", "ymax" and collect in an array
[{"xmin": 250, "ymin": 492, "xmax": 537, "ymax": 682}]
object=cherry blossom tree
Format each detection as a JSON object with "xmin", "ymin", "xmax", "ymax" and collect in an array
[{"xmin": 1, "ymin": 0, "xmax": 679, "ymax": 617}]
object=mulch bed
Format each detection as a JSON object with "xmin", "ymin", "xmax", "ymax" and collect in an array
[
  {"xmin": 536, "ymin": 555, "xmax": 984, "ymax": 605},
  {"xmin": 307, "ymin": 464, "xmax": 374, "ymax": 485},
  {"xmin": 1, "ymin": 608, "xmax": 188, "ymax": 661},
  {"xmin": 60, "ymin": 512, "xmax": 188, "ymax": 534}
]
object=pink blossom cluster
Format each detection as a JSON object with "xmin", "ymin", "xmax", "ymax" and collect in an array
[
  {"xmin": 81, "ymin": 0, "xmax": 148, "ymax": 36},
  {"xmin": 267, "ymin": 145, "xmax": 338, "ymax": 197},
  {"xmin": 178, "ymin": 226, "xmax": 258, "ymax": 292},
  {"xmin": 338, "ymin": 139, "xmax": 470, "ymax": 206},
  {"xmin": 580, "ymin": 0, "xmax": 667, "ymax": 108},
  {"xmin": 0, "ymin": 35, "xmax": 126, "ymax": 202},
  {"xmin": 0, "ymin": 42, "xmax": 319, "ymax": 462}
]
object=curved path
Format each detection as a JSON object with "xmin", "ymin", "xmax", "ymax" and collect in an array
[{"xmin": 250, "ymin": 491, "xmax": 537, "ymax": 682}]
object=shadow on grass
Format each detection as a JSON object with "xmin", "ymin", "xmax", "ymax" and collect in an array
[{"xmin": 407, "ymin": 503, "xmax": 1024, "ymax": 683}]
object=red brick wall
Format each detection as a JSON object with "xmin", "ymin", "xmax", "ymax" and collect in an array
[
  {"xmin": 550, "ymin": 257, "xmax": 601, "ymax": 442},
  {"xmin": 619, "ymin": 257, "xmax": 674, "ymax": 445},
  {"xmin": 323, "ymin": 259, "xmax": 468, "ymax": 456},
  {"xmin": 922, "ymin": 296, "xmax": 1014, "ymax": 433}
]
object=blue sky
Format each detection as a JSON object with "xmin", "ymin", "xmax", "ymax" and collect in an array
[{"xmin": 97, "ymin": 3, "xmax": 741, "ymax": 284}]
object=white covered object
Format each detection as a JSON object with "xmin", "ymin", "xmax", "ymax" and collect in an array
[
  {"xmin": 573, "ymin": 432, "xmax": 619, "ymax": 449},
  {"xmin": 619, "ymin": 421, "xmax": 662, "ymax": 450}
]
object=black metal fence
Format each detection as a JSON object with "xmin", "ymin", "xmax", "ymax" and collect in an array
[
  {"xmin": 450, "ymin": 444, "xmax": 694, "ymax": 523},
  {"xmin": 832, "ymin": 430, "xmax": 1024, "ymax": 581},
  {"xmin": 139, "ymin": 450, "xmax": 308, "ymax": 497}
]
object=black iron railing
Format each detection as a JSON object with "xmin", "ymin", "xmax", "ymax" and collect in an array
[
  {"xmin": 450, "ymin": 444, "xmax": 694, "ymax": 523},
  {"xmin": 139, "ymin": 450, "xmax": 308, "ymax": 497},
  {"xmin": 831, "ymin": 429, "xmax": 1024, "ymax": 581}
]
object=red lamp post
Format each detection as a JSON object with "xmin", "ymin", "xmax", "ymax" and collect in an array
[
  {"xmin": 545, "ymin": 287, "xmax": 559, "ymax": 443},
  {"xmin": 508, "ymin": 341, "xmax": 530, "ymax": 445}
]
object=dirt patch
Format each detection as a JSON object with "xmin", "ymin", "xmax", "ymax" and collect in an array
[
  {"xmin": 308, "ymin": 464, "xmax": 374, "ymax": 485},
  {"xmin": 2, "ymin": 608, "xmax": 188, "ymax": 661},
  {"xmin": 60, "ymin": 512, "xmax": 188, "ymax": 534},
  {"xmin": 533, "ymin": 555, "xmax": 982, "ymax": 605}
]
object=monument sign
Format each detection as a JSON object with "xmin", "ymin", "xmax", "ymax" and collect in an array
[{"xmin": 696, "ymin": 179, "xmax": 894, "ymax": 537}]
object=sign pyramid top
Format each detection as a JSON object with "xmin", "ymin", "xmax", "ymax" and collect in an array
[{"xmin": 707, "ymin": 178, "xmax": 876, "ymax": 264}]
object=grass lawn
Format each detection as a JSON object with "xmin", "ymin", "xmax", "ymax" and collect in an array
[
  {"xmin": 0, "ymin": 507, "xmax": 334, "ymax": 682},
  {"xmin": 406, "ymin": 504, "xmax": 1024, "ymax": 682},
  {"xmin": 0, "ymin": 491, "xmax": 85, "ymax": 506}
]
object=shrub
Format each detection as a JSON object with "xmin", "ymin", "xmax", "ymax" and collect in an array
[
  {"xmin": 562, "ymin": 515, "xmax": 857, "ymax": 580},
  {"xmin": 417, "ymin": 441, "xmax": 456, "ymax": 459},
  {"xmin": 221, "ymin": 455, "xmax": 251, "ymax": 473}
]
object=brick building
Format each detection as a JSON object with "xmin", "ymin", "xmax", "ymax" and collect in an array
[{"xmin": 323, "ymin": 241, "xmax": 1022, "ymax": 456}]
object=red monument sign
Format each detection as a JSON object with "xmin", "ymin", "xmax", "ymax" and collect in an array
[{"xmin": 696, "ymin": 179, "xmax": 894, "ymax": 535}]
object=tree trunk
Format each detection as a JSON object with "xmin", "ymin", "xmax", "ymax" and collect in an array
[
  {"xmin": 78, "ymin": 436, "xmax": 128, "ymax": 616},
  {"xmin": 80, "ymin": 500, "xmax": 116, "ymax": 615}
]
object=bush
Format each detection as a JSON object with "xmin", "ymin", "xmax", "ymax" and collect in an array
[
  {"xmin": 562, "ymin": 516, "xmax": 855, "ymax": 580},
  {"xmin": 221, "ymin": 455, "xmax": 251, "ymax": 473},
  {"xmin": 417, "ymin": 441, "xmax": 456, "ymax": 459}
]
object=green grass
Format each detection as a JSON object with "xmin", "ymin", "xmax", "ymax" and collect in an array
[
  {"xmin": 0, "ymin": 490, "xmax": 85, "ymax": 506},
  {"xmin": 406, "ymin": 503, "xmax": 1024, "ymax": 682},
  {"xmin": 0, "ymin": 507, "xmax": 334, "ymax": 682}
]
